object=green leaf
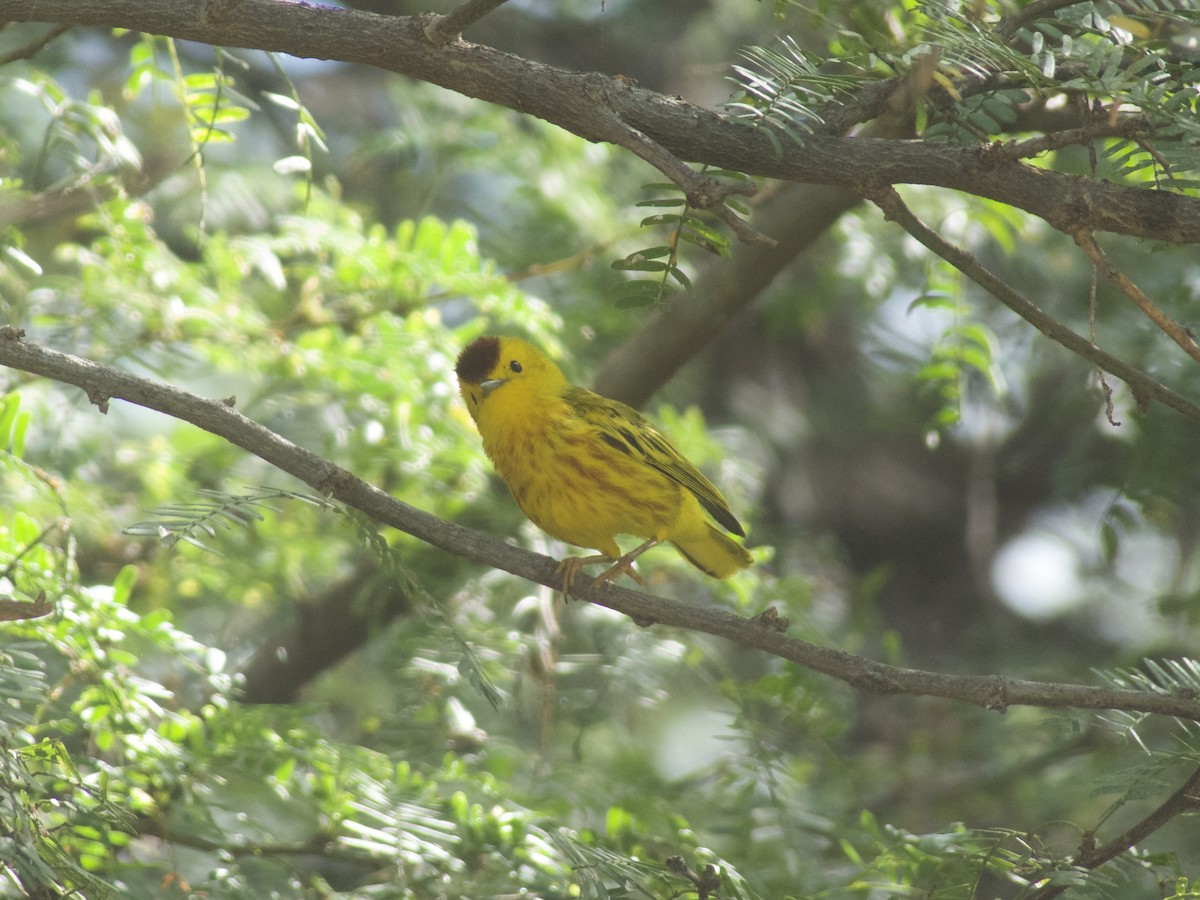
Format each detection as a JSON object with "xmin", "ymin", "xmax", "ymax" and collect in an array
[
  {"xmin": 111, "ymin": 565, "xmax": 138, "ymax": 607},
  {"xmin": 0, "ymin": 392, "xmax": 20, "ymax": 452},
  {"xmin": 612, "ymin": 280, "xmax": 667, "ymax": 308},
  {"xmin": 635, "ymin": 197, "xmax": 687, "ymax": 208},
  {"xmin": 640, "ymin": 213, "xmax": 682, "ymax": 227},
  {"xmin": 679, "ymin": 222, "xmax": 732, "ymax": 257},
  {"xmin": 668, "ymin": 266, "xmax": 693, "ymax": 290},
  {"xmin": 611, "ymin": 257, "xmax": 669, "ymax": 272}
]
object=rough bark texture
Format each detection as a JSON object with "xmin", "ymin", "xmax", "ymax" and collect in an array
[{"xmin": 2, "ymin": 0, "xmax": 1198, "ymax": 244}]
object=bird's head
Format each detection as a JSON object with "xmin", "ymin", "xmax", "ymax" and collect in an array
[{"xmin": 455, "ymin": 336, "xmax": 566, "ymax": 425}]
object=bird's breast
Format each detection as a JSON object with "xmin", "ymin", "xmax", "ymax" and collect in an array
[{"xmin": 479, "ymin": 400, "xmax": 683, "ymax": 550}]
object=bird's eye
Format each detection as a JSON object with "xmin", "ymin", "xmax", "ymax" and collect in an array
[{"xmin": 509, "ymin": 360, "xmax": 523, "ymax": 373}]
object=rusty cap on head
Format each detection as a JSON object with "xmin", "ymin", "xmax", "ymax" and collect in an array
[{"xmin": 455, "ymin": 336, "xmax": 501, "ymax": 384}]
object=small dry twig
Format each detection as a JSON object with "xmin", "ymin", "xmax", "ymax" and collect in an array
[
  {"xmin": 422, "ymin": 0, "xmax": 510, "ymax": 46},
  {"xmin": 1073, "ymin": 229, "xmax": 1200, "ymax": 366}
]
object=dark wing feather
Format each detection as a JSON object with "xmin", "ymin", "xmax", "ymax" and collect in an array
[{"xmin": 566, "ymin": 386, "xmax": 745, "ymax": 537}]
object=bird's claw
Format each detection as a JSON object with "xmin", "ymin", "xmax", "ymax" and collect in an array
[{"xmin": 556, "ymin": 553, "xmax": 646, "ymax": 600}]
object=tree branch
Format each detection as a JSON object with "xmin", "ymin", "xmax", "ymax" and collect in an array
[
  {"xmin": 1072, "ymin": 229, "xmax": 1200, "ymax": 367},
  {"xmin": 4, "ymin": 326, "xmax": 1200, "ymax": 720},
  {"xmin": 594, "ymin": 182, "xmax": 859, "ymax": 404},
  {"xmin": 865, "ymin": 186, "xmax": 1200, "ymax": 424},
  {"xmin": 2, "ymin": 0, "xmax": 1199, "ymax": 244},
  {"xmin": 993, "ymin": 0, "xmax": 1093, "ymax": 42},
  {"xmin": 134, "ymin": 816, "xmax": 371, "ymax": 865},
  {"xmin": 1031, "ymin": 764, "xmax": 1200, "ymax": 898},
  {"xmin": 592, "ymin": 115, "xmax": 905, "ymax": 405},
  {"xmin": 0, "ymin": 22, "xmax": 70, "ymax": 65},
  {"xmin": 983, "ymin": 117, "xmax": 1152, "ymax": 165},
  {"xmin": 237, "ymin": 558, "xmax": 412, "ymax": 703},
  {"xmin": 422, "ymin": 0, "xmax": 510, "ymax": 46},
  {"xmin": 1077, "ymin": 764, "xmax": 1200, "ymax": 871}
]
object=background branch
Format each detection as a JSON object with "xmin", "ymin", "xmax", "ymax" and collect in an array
[
  {"xmin": 866, "ymin": 186, "xmax": 1200, "ymax": 423},
  {"xmin": 594, "ymin": 182, "xmax": 859, "ymax": 403},
  {"xmin": 593, "ymin": 113, "xmax": 908, "ymax": 404},
  {"xmin": 0, "ymin": 22, "xmax": 70, "ymax": 65},
  {"xmin": 1031, "ymin": 764, "xmax": 1200, "ymax": 899},
  {"xmin": 2, "ymin": 0, "xmax": 1198, "ymax": 244},
  {"xmin": 4, "ymin": 327, "xmax": 1200, "ymax": 721},
  {"xmin": 237, "ymin": 558, "xmax": 412, "ymax": 703},
  {"xmin": 1073, "ymin": 229, "xmax": 1200, "ymax": 366}
]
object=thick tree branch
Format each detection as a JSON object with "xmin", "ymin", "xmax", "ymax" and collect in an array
[
  {"xmin": 4, "ymin": 326, "xmax": 1200, "ymax": 721},
  {"xmin": 866, "ymin": 186, "xmax": 1200, "ymax": 424},
  {"xmin": 2, "ymin": 0, "xmax": 1199, "ymax": 245}
]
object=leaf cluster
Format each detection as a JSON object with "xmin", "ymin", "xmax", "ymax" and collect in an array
[
  {"xmin": 611, "ymin": 173, "xmax": 748, "ymax": 308},
  {"xmin": 729, "ymin": 0, "xmax": 1200, "ymax": 188}
]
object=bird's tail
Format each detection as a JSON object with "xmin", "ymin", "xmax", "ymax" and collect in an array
[{"xmin": 671, "ymin": 523, "xmax": 753, "ymax": 579}]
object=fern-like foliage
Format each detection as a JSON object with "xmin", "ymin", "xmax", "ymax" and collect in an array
[
  {"xmin": 608, "ymin": 36, "xmax": 856, "ymax": 307},
  {"xmin": 340, "ymin": 506, "xmax": 504, "ymax": 710},
  {"xmin": 0, "ymin": 634, "xmax": 125, "ymax": 898},
  {"xmin": 915, "ymin": 0, "xmax": 1043, "ymax": 82},
  {"xmin": 123, "ymin": 486, "xmax": 332, "ymax": 551},
  {"xmin": 726, "ymin": 3, "xmax": 1200, "ymax": 189},
  {"xmin": 611, "ymin": 171, "xmax": 751, "ymax": 307},
  {"xmin": 1094, "ymin": 657, "xmax": 1200, "ymax": 746},
  {"xmin": 548, "ymin": 828, "xmax": 762, "ymax": 900},
  {"xmin": 124, "ymin": 487, "xmax": 504, "ymax": 709},
  {"xmin": 920, "ymin": 0, "xmax": 1200, "ymax": 187},
  {"xmin": 726, "ymin": 37, "xmax": 860, "ymax": 141}
]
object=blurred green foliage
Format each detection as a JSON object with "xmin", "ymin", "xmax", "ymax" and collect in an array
[{"xmin": 2, "ymin": 0, "xmax": 1200, "ymax": 897}]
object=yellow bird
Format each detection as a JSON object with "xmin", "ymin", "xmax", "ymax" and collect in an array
[{"xmin": 455, "ymin": 335, "xmax": 753, "ymax": 591}]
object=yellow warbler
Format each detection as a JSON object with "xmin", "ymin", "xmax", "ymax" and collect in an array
[{"xmin": 455, "ymin": 335, "xmax": 753, "ymax": 590}]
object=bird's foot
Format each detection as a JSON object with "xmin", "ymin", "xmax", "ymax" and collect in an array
[
  {"xmin": 556, "ymin": 554, "xmax": 614, "ymax": 599},
  {"xmin": 556, "ymin": 540, "xmax": 659, "ymax": 599},
  {"xmin": 595, "ymin": 555, "xmax": 648, "ymax": 588}
]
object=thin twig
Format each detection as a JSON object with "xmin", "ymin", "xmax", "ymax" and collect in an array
[
  {"xmin": 705, "ymin": 200, "xmax": 774, "ymax": 247},
  {"xmin": 0, "ymin": 521, "xmax": 61, "ymax": 582},
  {"xmin": 864, "ymin": 186, "xmax": 1200, "ymax": 425},
  {"xmin": 0, "ymin": 22, "xmax": 70, "ymax": 65},
  {"xmin": 423, "ymin": 0, "xmax": 510, "ymax": 46},
  {"xmin": 1087, "ymin": 254, "xmax": 1121, "ymax": 426},
  {"xmin": 580, "ymin": 73, "xmax": 776, "ymax": 248},
  {"xmin": 1029, "ymin": 764, "xmax": 1200, "ymax": 899},
  {"xmin": 981, "ymin": 118, "xmax": 1150, "ymax": 166},
  {"xmin": 993, "ymin": 0, "xmax": 1093, "ymax": 42},
  {"xmin": 1073, "ymin": 229, "xmax": 1200, "ymax": 366},
  {"xmin": 4, "ymin": 327, "xmax": 1200, "ymax": 720}
]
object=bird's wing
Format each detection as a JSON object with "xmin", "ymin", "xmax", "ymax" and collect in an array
[{"xmin": 566, "ymin": 386, "xmax": 745, "ymax": 537}]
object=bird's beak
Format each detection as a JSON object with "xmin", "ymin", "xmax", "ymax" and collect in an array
[{"xmin": 480, "ymin": 378, "xmax": 507, "ymax": 398}]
